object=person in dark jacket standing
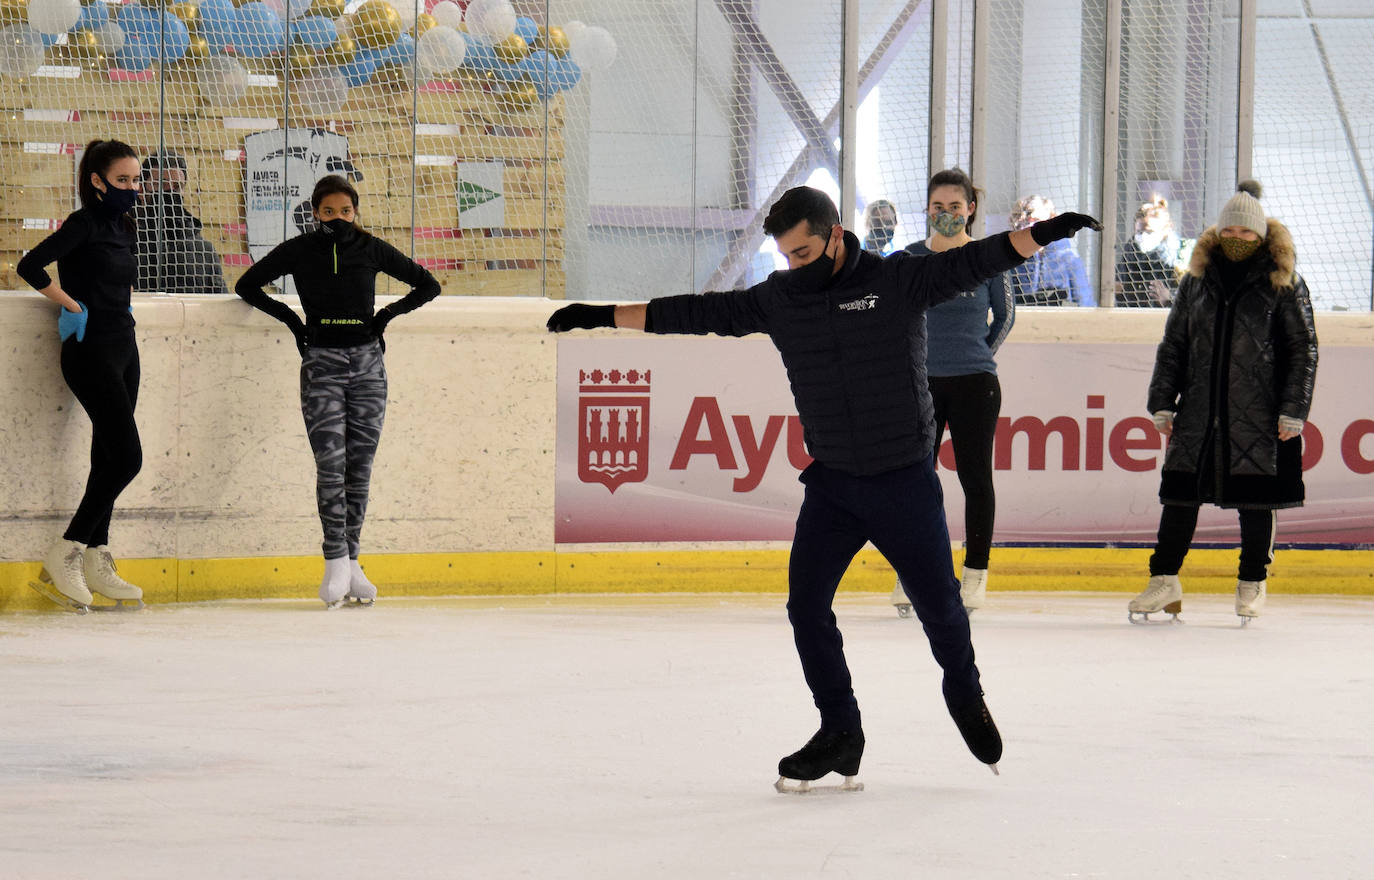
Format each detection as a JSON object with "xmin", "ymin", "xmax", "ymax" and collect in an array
[
  {"xmin": 1129, "ymin": 181, "xmax": 1317, "ymax": 624},
  {"xmin": 546, "ymin": 186, "xmax": 1100, "ymax": 788},
  {"xmin": 17, "ymin": 139, "xmax": 148, "ymax": 612},
  {"xmin": 132, "ymin": 150, "xmax": 229, "ymax": 295},
  {"xmin": 235, "ymin": 175, "xmax": 441, "ymax": 608},
  {"xmin": 890, "ymin": 169, "xmax": 1014, "ymax": 618}
]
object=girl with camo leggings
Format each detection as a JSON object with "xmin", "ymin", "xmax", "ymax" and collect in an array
[{"xmin": 235, "ymin": 175, "xmax": 441, "ymax": 607}]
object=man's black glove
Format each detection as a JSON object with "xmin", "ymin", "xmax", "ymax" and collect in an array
[
  {"xmin": 546, "ymin": 303, "xmax": 616, "ymax": 333},
  {"xmin": 372, "ymin": 307, "xmax": 394, "ymax": 352},
  {"xmin": 1030, "ymin": 212, "xmax": 1103, "ymax": 246}
]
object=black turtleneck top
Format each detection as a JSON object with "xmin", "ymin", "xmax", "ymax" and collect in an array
[{"xmin": 17, "ymin": 207, "xmax": 138, "ymax": 339}]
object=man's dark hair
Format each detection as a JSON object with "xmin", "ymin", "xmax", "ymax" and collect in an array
[
  {"xmin": 763, "ymin": 186, "xmax": 840, "ymax": 239},
  {"xmin": 141, "ymin": 150, "xmax": 187, "ymax": 175}
]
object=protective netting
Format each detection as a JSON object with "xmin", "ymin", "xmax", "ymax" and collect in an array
[
  {"xmin": 2, "ymin": 1, "xmax": 1373, "ymax": 309},
  {"xmin": 0, "ymin": 0, "xmax": 613, "ymax": 298},
  {"xmin": 1254, "ymin": 9, "xmax": 1374, "ymax": 312}
]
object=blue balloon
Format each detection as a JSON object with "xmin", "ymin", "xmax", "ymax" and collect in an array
[
  {"xmin": 113, "ymin": 39, "xmax": 155, "ymax": 72},
  {"xmin": 293, "ymin": 15, "xmax": 337, "ymax": 51},
  {"xmin": 40, "ymin": 31, "xmax": 61, "ymax": 48},
  {"xmin": 514, "ymin": 16, "xmax": 540, "ymax": 45},
  {"xmin": 339, "ymin": 55, "xmax": 378, "ymax": 88},
  {"xmin": 516, "ymin": 48, "xmax": 553, "ymax": 98},
  {"xmin": 553, "ymin": 57, "xmax": 581, "ymax": 91},
  {"xmin": 382, "ymin": 32, "xmax": 414, "ymax": 69},
  {"xmin": 76, "ymin": 2, "xmax": 110, "ymax": 33},
  {"xmin": 115, "ymin": 3, "xmax": 160, "ymax": 38},
  {"xmin": 157, "ymin": 12, "xmax": 191, "ymax": 62},
  {"xmin": 461, "ymin": 33, "xmax": 500, "ymax": 75},
  {"xmin": 234, "ymin": 1, "xmax": 284, "ymax": 59},
  {"xmin": 200, "ymin": 0, "xmax": 237, "ymax": 53}
]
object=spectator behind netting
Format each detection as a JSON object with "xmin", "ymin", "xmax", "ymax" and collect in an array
[
  {"xmin": 1006, "ymin": 195, "xmax": 1095, "ymax": 306},
  {"xmin": 133, "ymin": 151, "xmax": 228, "ymax": 295},
  {"xmin": 1114, "ymin": 195, "xmax": 1194, "ymax": 307},
  {"xmin": 861, "ymin": 198, "xmax": 898, "ymax": 255}
]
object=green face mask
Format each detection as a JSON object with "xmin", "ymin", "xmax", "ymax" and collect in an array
[{"xmin": 1219, "ymin": 236, "xmax": 1262, "ymax": 262}]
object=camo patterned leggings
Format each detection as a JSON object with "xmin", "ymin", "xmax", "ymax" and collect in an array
[{"xmin": 300, "ymin": 341, "xmax": 387, "ymax": 559}]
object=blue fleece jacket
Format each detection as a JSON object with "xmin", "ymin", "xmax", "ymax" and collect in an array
[
  {"xmin": 1009, "ymin": 238, "xmax": 1095, "ymax": 307},
  {"xmin": 906, "ymin": 239, "xmax": 1015, "ymax": 377}
]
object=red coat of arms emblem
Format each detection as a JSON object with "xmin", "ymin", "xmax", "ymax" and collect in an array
[{"xmin": 577, "ymin": 368, "xmax": 650, "ymax": 493}]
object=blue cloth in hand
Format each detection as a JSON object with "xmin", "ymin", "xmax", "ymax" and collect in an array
[{"xmin": 58, "ymin": 302, "xmax": 88, "ymax": 342}]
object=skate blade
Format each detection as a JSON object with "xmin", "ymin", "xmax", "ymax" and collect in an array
[
  {"xmin": 987, "ymin": 763, "xmax": 1000, "ymax": 776},
  {"xmin": 774, "ymin": 776, "xmax": 864, "ymax": 795},
  {"xmin": 322, "ymin": 598, "xmax": 347, "ymax": 610},
  {"xmin": 894, "ymin": 604, "xmax": 912, "ymax": 619},
  {"xmin": 88, "ymin": 598, "xmax": 145, "ymax": 612},
  {"xmin": 344, "ymin": 596, "xmax": 375, "ymax": 608},
  {"xmin": 1128, "ymin": 610, "xmax": 1184, "ymax": 625},
  {"xmin": 28, "ymin": 579, "xmax": 90, "ymax": 614},
  {"xmin": 1238, "ymin": 614, "xmax": 1258, "ymax": 627}
]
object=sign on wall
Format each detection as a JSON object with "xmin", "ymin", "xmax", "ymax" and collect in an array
[
  {"xmin": 555, "ymin": 337, "xmax": 1374, "ymax": 546},
  {"xmin": 244, "ymin": 128, "xmax": 351, "ymax": 263}
]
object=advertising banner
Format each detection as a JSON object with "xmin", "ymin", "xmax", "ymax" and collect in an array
[
  {"xmin": 555, "ymin": 337, "xmax": 1374, "ymax": 546},
  {"xmin": 244, "ymin": 128, "xmax": 351, "ymax": 264}
]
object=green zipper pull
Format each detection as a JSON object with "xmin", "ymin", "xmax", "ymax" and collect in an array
[{"xmin": 333, "ymin": 243, "xmax": 338, "ymax": 274}]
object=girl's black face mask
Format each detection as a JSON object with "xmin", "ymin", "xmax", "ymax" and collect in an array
[
  {"xmin": 320, "ymin": 217, "xmax": 357, "ymax": 242},
  {"xmin": 97, "ymin": 178, "xmax": 140, "ymax": 217}
]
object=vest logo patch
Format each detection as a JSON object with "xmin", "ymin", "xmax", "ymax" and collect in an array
[{"xmin": 837, "ymin": 294, "xmax": 879, "ymax": 312}]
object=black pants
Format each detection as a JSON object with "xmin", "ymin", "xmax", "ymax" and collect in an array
[
  {"xmin": 929, "ymin": 372, "xmax": 1001, "ymax": 570},
  {"xmin": 1148, "ymin": 504, "xmax": 1277, "ymax": 582},
  {"xmin": 789, "ymin": 457, "xmax": 982, "ymax": 732},
  {"xmin": 60, "ymin": 330, "xmax": 142, "ymax": 547}
]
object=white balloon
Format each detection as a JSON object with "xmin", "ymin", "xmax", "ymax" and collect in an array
[
  {"xmin": 569, "ymin": 24, "xmax": 615, "ymax": 73},
  {"xmin": 391, "ymin": 0, "xmax": 421, "ymax": 31},
  {"xmin": 197, "ymin": 55, "xmax": 250, "ymax": 106},
  {"xmin": 26, "ymin": 0, "xmax": 82, "ymax": 37},
  {"xmin": 296, "ymin": 66, "xmax": 349, "ymax": 117},
  {"xmin": 0, "ymin": 24, "xmax": 44, "ymax": 78},
  {"xmin": 95, "ymin": 21, "xmax": 124, "ymax": 53},
  {"xmin": 417, "ymin": 24, "xmax": 464, "ymax": 77},
  {"xmin": 429, "ymin": 0, "xmax": 462, "ymax": 29},
  {"xmin": 561, "ymin": 20, "xmax": 586, "ymax": 44},
  {"xmin": 464, "ymin": 0, "xmax": 514, "ymax": 42}
]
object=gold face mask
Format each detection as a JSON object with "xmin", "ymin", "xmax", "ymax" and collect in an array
[{"xmin": 1219, "ymin": 236, "xmax": 1262, "ymax": 262}]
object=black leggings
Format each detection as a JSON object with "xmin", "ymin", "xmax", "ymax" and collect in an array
[
  {"xmin": 1149, "ymin": 504, "xmax": 1277, "ymax": 582},
  {"xmin": 60, "ymin": 331, "xmax": 142, "ymax": 547},
  {"xmin": 929, "ymin": 372, "xmax": 1001, "ymax": 570}
]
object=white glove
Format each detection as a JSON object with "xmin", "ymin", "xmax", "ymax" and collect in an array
[
  {"xmin": 1152, "ymin": 410, "xmax": 1174, "ymax": 434},
  {"xmin": 1278, "ymin": 415, "xmax": 1304, "ymax": 440}
]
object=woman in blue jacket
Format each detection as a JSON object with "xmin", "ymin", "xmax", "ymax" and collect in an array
[{"xmin": 890, "ymin": 168, "xmax": 1015, "ymax": 616}]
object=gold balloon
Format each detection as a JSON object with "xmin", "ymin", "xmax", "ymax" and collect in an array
[
  {"xmin": 493, "ymin": 32, "xmax": 528, "ymax": 64},
  {"xmin": 410, "ymin": 12, "xmax": 435, "ymax": 39},
  {"xmin": 67, "ymin": 27, "xmax": 101, "ymax": 56},
  {"xmin": 496, "ymin": 80, "xmax": 538, "ymax": 113},
  {"xmin": 0, "ymin": 0, "xmax": 28, "ymax": 27},
  {"xmin": 348, "ymin": 0, "xmax": 401, "ymax": 52},
  {"xmin": 537, "ymin": 26, "xmax": 569, "ymax": 59},
  {"xmin": 288, "ymin": 42, "xmax": 319, "ymax": 73},
  {"xmin": 309, "ymin": 0, "xmax": 346, "ymax": 19},
  {"xmin": 184, "ymin": 33, "xmax": 210, "ymax": 62},
  {"xmin": 169, "ymin": 2, "xmax": 199, "ymax": 27},
  {"xmin": 320, "ymin": 35, "xmax": 356, "ymax": 67}
]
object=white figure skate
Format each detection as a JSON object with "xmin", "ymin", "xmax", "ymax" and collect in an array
[
  {"xmin": 890, "ymin": 579, "xmax": 912, "ymax": 618},
  {"xmin": 320, "ymin": 556, "xmax": 351, "ymax": 609},
  {"xmin": 83, "ymin": 545, "xmax": 145, "ymax": 610},
  {"xmin": 346, "ymin": 559, "xmax": 377, "ymax": 607},
  {"xmin": 1128, "ymin": 574, "xmax": 1183, "ymax": 624},
  {"xmin": 30, "ymin": 539, "xmax": 93, "ymax": 613},
  {"xmin": 1236, "ymin": 579, "xmax": 1266, "ymax": 626},
  {"xmin": 960, "ymin": 566, "xmax": 987, "ymax": 613}
]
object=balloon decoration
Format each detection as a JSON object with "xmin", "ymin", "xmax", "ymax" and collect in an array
[{"xmin": 0, "ymin": 0, "xmax": 619, "ymax": 117}]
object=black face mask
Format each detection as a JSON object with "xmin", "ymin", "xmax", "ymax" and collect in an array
[
  {"xmin": 96, "ymin": 178, "xmax": 140, "ymax": 217},
  {"xmin": 781, "ymin": 235, "xmax": 837, "ymax": 293},
  {"xmin": 320, "ymin": 217, "xmax": 357, "ymax": 242}
]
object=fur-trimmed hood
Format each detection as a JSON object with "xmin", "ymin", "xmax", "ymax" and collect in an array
[{"xmin": 1188, "ymin": 217, "xmax": 1296, "ymax": 290}]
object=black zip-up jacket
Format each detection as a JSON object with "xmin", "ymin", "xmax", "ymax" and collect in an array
[
  {"xmin": 17, "ymin": 207, "xmax": 138, "ymax": 340},
  {"xmin": 235, "ymin": 226, "xmax": 441, "ymax": 347},
  {"xmin": 647, "ymin": 230, "xmax": 1026, "ymax": 476}
]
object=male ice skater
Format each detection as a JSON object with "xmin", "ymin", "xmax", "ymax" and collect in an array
[{"xmin": 547, "ymin": 186, "xmax": 1099, "ymax": 789}]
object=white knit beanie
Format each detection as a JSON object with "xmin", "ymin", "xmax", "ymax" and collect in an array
[{"xmin": 1216, "ymin": 180, "xmax": 1266, "ymax": 238}]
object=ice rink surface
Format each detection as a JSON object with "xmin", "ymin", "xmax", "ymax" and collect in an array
[{"xmin": 2, "ymin": 591, "xmax": 1372, "ymax": 880}]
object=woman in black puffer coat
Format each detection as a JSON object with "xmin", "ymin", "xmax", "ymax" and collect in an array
[{"xmin": 1128, "ymin": 181, "xmax": 1317, "ymax": 623}]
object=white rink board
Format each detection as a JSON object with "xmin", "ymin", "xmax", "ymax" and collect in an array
[{"xmin": 1, "ymin": 593, "xmax": 1371, "ymax": 879}]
